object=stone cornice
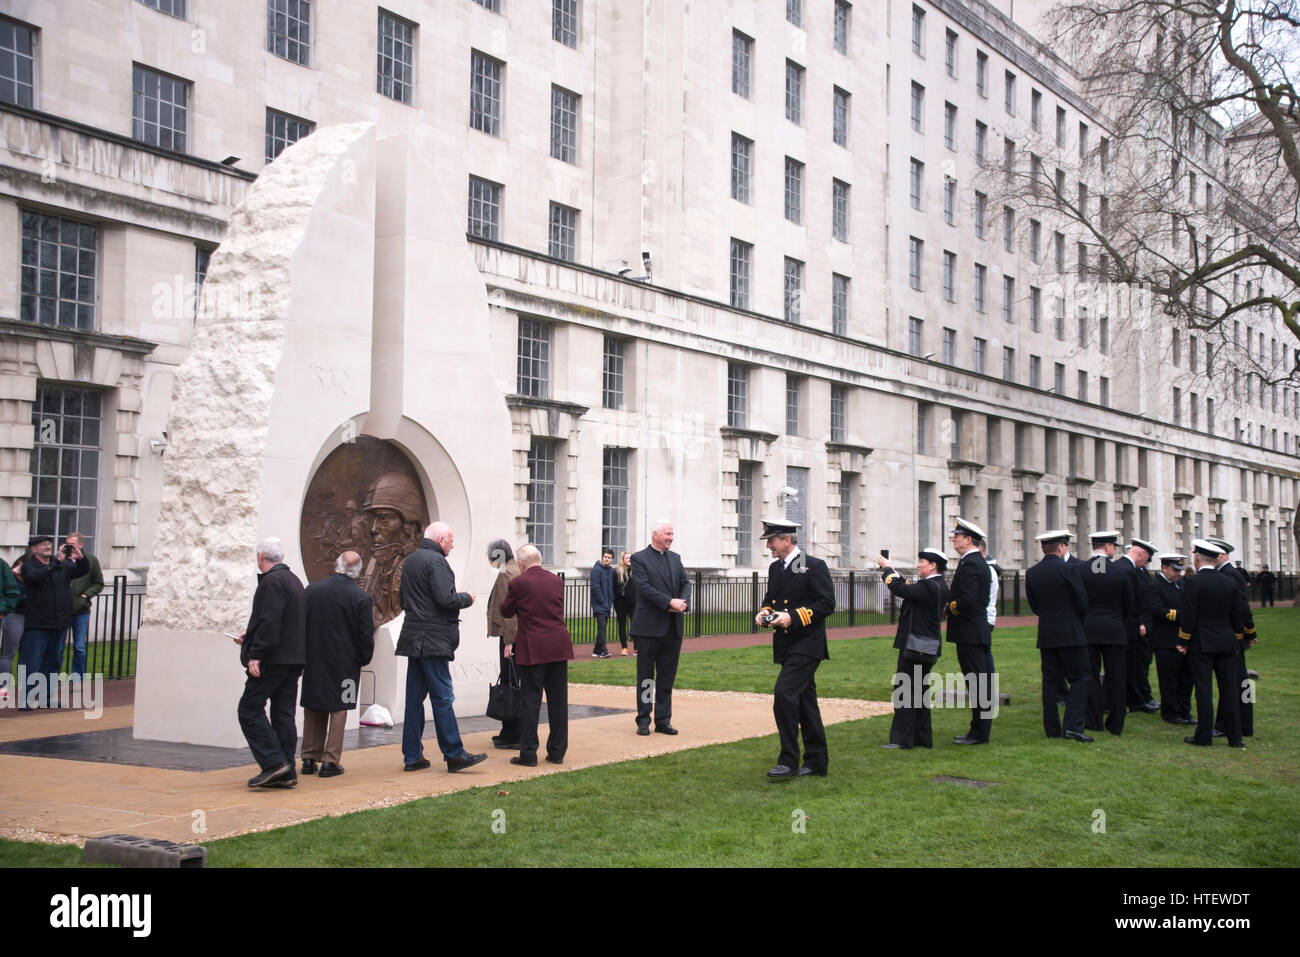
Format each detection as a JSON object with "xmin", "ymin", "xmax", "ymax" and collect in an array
[
  {"xmin": 826, "ymin": 442, "xmax": 873, "ymax": 457},
  {"xmin": 720, "ymin": 426, "xmax": 779, "ymax": 444},
  {"xmin": 504, "ymin": 394, "xmax": 589, "ymax": 417},
  {"xmin": 0, "ymin": 317, "xmax": 157, "ymax": 355}
]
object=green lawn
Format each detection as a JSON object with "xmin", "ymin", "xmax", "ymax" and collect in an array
[{"xmin": 2, "ymin": 609, "xmax": 1296, "ymax": 867}]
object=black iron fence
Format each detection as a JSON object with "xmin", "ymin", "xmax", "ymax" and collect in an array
[{"xmin": 62, "ymin": 575, "xmax": 143, "ymax": 679}]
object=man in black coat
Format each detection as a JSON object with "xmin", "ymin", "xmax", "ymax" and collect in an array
[
  {"xmin": 1080, "ymin": 530, "xmax": 1134, "ymax": 736},
  {"xmin": 1146, "ymin": 553, "xmax": 1194, "ymax": 725},
  {"xmin": 1257, "ymin": 565, "xmax": 1276, "ymax": 607},
  {"xmin": 19, "ymin": 534, "xmax": 87, "ymax": 709},
  {"xmin": 1180, "ymin": 540, "xmax": 1250, "ymax": 748},
  {"xmin": 1208, "ymin": 539, "xmax": 1257, "ymax": 737},
  {"xmin": 300, "ymin": 551, "xmax": 374, "ymax": 778},
  {"xmin": 755, "ymin": 520, "xmax": 836, "ymax": 777},
  {"xmin": 1117, "ymin": 537, "xmax": 1160, "ymax": 714},
  {"xmin": 1026, "ymin": 530, "xmax": 1092, "ymax": 741},
  {"xmin": 945, "ymin": 518, "xmax": 995, "ymax": 744},
  {"xmin": 630, "ymin": 520, "xmax": 691, "ymax": 735},
  {"xmin": 235, "ymin": 537, "xmax": 307, "ymax": 788},
  {"xmin": 878, "ymin": 546, "xmax": 948, "ymax": 750}
]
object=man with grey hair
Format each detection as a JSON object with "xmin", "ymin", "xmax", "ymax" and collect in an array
[
  {"xmin": 396, "ymin": 522, "xmax": 486, "ymax": 772},
  {"xmin": 299, "ymin": 550, "xmax": 374, "ymax": 778},
  {"xmin": 629, "ymin": 520, "xmax": 691, "ymax": 735},
  {"xmin": 235, "ymin": 536, "xmax": 307, "ymax": 788}
]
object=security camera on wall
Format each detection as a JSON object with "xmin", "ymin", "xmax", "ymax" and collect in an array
[{"xmin": 779, "ymin": 486, "xmax": 800, "ymax": 499}]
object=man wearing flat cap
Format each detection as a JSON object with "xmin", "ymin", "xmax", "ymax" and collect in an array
[
  {"xmin": 945, "ymin": 518, "xmax": 995, "ymax": 745},
  {"xmin": 1081, "ymin": 530, "xmax": 1134, "ymax": 735},
  {"xmin": 1179, "ymin": 540, "xmax": 1249, "ymax": 748},
  {"xmin": 1147, "ymin": 553, "xmax": 1194, "ymax": 725},
  {"xmin": 1206, "ymin": 538, "xmax": 1256, "ymax": 738},
  {"xmin": 19, "ymin": 534, "xmax": 87, "ymax": 708},
  {"xmin": 1118, "ymin": 538, "xmax": 1160, "ymax": 715},
  {"xmin": 1026, "ymin": 530, "xmax": 1092, "ymax": 741},
  {"xmin": 755, "ymin": 520, "xmax": 835, "ymax": 779}
]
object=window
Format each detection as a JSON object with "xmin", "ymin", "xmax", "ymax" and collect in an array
[
  {"xmin": 943, "ymin": 177, "xmax": 956, "ymax": 225},
  {"xmin": 786, "ymin": 0, "xmax": 802, "ymax": 27},
  {"xmin": 945, "ymin": 29, "xmax": 958, "ymax": 78},
  {"xmin": 1055, "ymin": 167, "xmax": 1066, "ymax": 204},
  {"xmin": 1031, "ymin": 88, "xmax": 1041, "ymax": 130},
  {"xmin": 1078, "ymin": 121, "xmax": 1089, "ymax": 159},
  {"xmin": 830, "ymin": 384, "xmax": 847, "ymax": 442},
  {"xmin": 785, "ymin": 467, "xmax": 809, "ymax": 527},
  {"xmin": 0, "ymin": 15, "xmax": 35, "ymax": 108},
  {"xmin": 944, "ymin": 102, "xmax": 957, "ymax": 151},
  {"xmin": 832, "ymin": 274, "xmax": 850, "ymax": 336},
  {"xmin": 1004, "ymin": 70, "xmax": 1016, "ymax": 114},
  {"xmin": 909, "ymin": 317, "xmax": 924, "ymax": 356},
  {"xmin": 786, "ymin": 374, "xmax": 801, "ymax": 435},
  {"xmin": 132, "ymin": 65, "xmax": 189, "ymax": 152},
  {"xmin": 974, "ymin": 191, "xmax": 986, "ymax": 238},
  {"xmin": 267, "ymin": 0, "xmax": 310, "ymax": 65},
  {"xmin": 732, "ymin": 30, "xmax": 752, "ymax": 98},
  {"xmin": 1030, "ymin": 355, "xmax": 1041, "ymax": 389},
  {"xmin": 1078, "ymin": 370, "xmax": 1088, "ymax": 402},
  {"xmin": 20, "ymin": 211, "xmax": 97, "ymax": 330},
  {"xmin": 1078, "ymin": 307, "xmax": 1088, "ymax": 347},
  {"xmin": 527, "ymin": 438, "xmax": 557, "ymax": 564},
  {"xmin": 139, "ymin": 0, "xmax": 188, "ymax": 17},
  {"xmin": 1054, "ymin": 231, "xmax": 1064, "ymax": 272},
  {"xmin": 911, "ymin": 5, "xmax": 925, "ymax": 56},
  {"xmin": 839, "ymin": 477, "xmax": 854, "ymax": 564},
  {"xmin": 1054, "ymin": 295, "xmax": 1065, "ymax": 340},
  {"xmin": 973, "ymin": 338, "xmax": 987, "ymax": 373},
  {"xmin": 736, "ymin": 461, "xmax": 755, "ymax": 565},
  {"xmin": 975, "ymin": 50, "xmax": 988, "ymax": 97},
  {"xmin": 727, "ymin": 363, "xmax": 748, "ymax": 427},
  {"xmin": 1173, "ymin": 386, "xmax": 1182, "ymax": 426},
  {"xmin": 784, "ymin": 157, "xmax": 803, "ymax": 222},
  {"xmin": 194, "ymin": 245, "xmax": 211, "ymax": 319},
  {"xmin": 602, "ymin": 336, "xmax": 625, "ymax": 410},
  {"xmin": 550, "ymin": 86, "xmax": 580, "ymax": 164},
  {"xmin": 908, "ymin": 237, "xmax": 924, "ymax": 290},
  {"xmin": 834, "ymin": 2, "xmax": 851, "ymax": 54},
  {"xmin": 470, "ymin": 51, "xmax": 502, "ymax": 134},
  {"xmin": 517, "ymin": 318, "xmax": 550, "ymax": 397},
  {"xmin": 265, "ymin": 109, "xmax": 314, "ymax": 164},
  {"xmin": 1100, "ymin": 137, "xmax": 1109, "ymax": 173},
  {"xmin": 973, "ymin": 263, "xmax": 986, "ymax": 313},
  {"xmin": 1077, "ymin": 181, "xmax": 1088, "ymax": 219},
  {"xmin": 602, "ymin": 448, "xmax": 630, "ymax": 557},
  {"xmin": 1054, "ymin": 362, "xmax": 1066, "ymax": 394},
  {"xmin": 1004, "ymin": 138, "xmax": 1016, "ymax": 180},
  {"xmin": 942, "ymin": 250, "xmax": 956, "ymax": 302},
  {"xmin": 552, "ymin": 0, "xmax": 578, "ymax": 48},
  {"xmin": 1029, "ymin": 219, "xmax": 1041, "ymax": 262},
  {"xmin": 1099, "ymin": 316, "xmax": 1109, "ymax": 354},
  {"xmin": 917, "ymin": 403, "xmax": 930, "ymax": 454},
  {"xmin": 1100, "ymin": 377, "xmax": 1110, "ymax": 407},
  {"xmin": 910, "ymin": 81, "xmax": 924, "ymax": 132},
  {"xmin": 783, "ymin": 258, "xmax": 803, "ymax": 324},
  {"xmin": 377, "ymin": 11, "xmax": 415, "ymax": 104},
  {"xmin": 731, "ymin": 133, "xmax": 753, "ymax": 203},
  {"xmin": 1029, "ymin": 286, "xmax": 1041, "ymax": 332},
  {"xmin": 833, "ymin": 87, "xmax": 850, "ymax": 146},
  {"xmin": 909, "ymin": 158, "xmax": 924, "ymax": 210},
  {"xmin": 467, "ymin": 176, "xmax": 501, "ymax": 239},
  {"xmin": 786, "ymin": 61, "xmax": 804, "ymax": 124},
  {"xmin": 548, "ymin": 203, "xmax": 578, "ymax": 261},
  {"xmin": 473, "ymin": 0, "xmax": 501, "ymax": 10},
  {"xmin": 1002, "ymin": 275, "xmax": 1015, "ymax": 323},
  {"xmin": 1003, "ymin": 346, "xmax": 1015, "ymax": 381},
  {"xmin": 28, "ymin": 387, "xmax": 102, "ymax": 554},
  {"xmin": 1002, "ymin": 206, "xmax": 1015, "ymax": 251},
  {"xmin": 975, "ymin": 120, "xmax": 987, "ymax": 164},
  {"xmin": 729, "ymin": 239, "xmax": 751, "ymax": 308},
  {"xmin": 942, "ymin": 327, "xmax": 956, "ymax": 364},
  {"xmin": 918, "ymin": 481, "xmax": 934, "ymax": 545},
  {"xmin": 832, "ymin": 179, "xmax": 850, "ymax": 241},
  {"xmin": 1055, "ymin": 105, "xmax": 1066, "ymax": 147}
]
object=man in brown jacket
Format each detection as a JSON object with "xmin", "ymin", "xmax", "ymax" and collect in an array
[{"xmin": 485, "ymin": 539, "xmax": 523, "ymax": 749}]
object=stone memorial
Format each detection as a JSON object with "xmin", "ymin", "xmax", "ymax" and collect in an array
[{"xmin": 133, "ymin": 124, "xmax": 514, "ymax": 748}]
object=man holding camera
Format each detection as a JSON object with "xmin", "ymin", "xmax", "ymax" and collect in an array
[
  {"xmin": 19, "ymin": 534, "xmax": 88, "ymax": 708},
  {"xmin": 754, "ymin": 519, "xmax": 835, "ymax": 780}
]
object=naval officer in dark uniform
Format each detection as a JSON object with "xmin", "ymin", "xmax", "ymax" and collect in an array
[
  {"xmin": 1207, "ymin": 538, "xmax": 1257, "ymax": 737},
  {"xmin": 1180, "ymin": 540, "xmax": 1250, "ymax": 748},
  {"xmin": 1081, "ymin": 530, "xmax": 1134, "ymax": 735},
  {"xmin": 755, "ymin": 519, "xmax": 835, "ymax": 779},
  {"xmin": 1025, "ymin": 530, "xmax": 1092, "ymax": 741},
  {"xmin": 877, "ymin": 546, "xmax": 949, "ymax": 749},
  {"xmin": 1117, "ymin": 537, "xmax": 1160, "ymax": 714},
  {"xmin": 945, "ymin": 518, "xmax": 995, "ymax": 745},
  {"xmin": 1146, "ymin": 552, "xmax": 1194, "ymax": 725}
]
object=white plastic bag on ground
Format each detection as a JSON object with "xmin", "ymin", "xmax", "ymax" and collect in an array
[{"xmin": 359, "ymin": 703, "xmax": 394, "ymax": 727}]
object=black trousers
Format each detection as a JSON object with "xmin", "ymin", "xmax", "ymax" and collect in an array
[
  {"xmin": 773, "ymin": 653, "xmax": 828, "ymax": 768},
  {"xmin": 237, "ymin": 666, "xmax": 302, "ymax": 773},
  {"xmin": 1153, "ymin": 647, "xmax": 1193, "ymax": 721},
  {"xmin": 634, "ymin": 634, "xmax": 681, "ymax": 727},
  {"xmin": 956, "ymin": 644, "xmax": 993, "ymax": 742},
  {"xmin": 889, "ymin": 650, "xmax": 933, "ymax": 748},
  {"xmin": 1126, "ymin": 633, "xmax": 1156, "ymax": 708},
  {"xmin": 496, "ymin": 638, "xmax": 520, "ymax": 742},
  {"xmin": 517, "ymin": 660, "xmax": 568, "ymax": 761},
  {"xmin": 593, "ymin": 614, "xmax": 609, "ymax": 655},
  {"xmin": 1086, "ymin": 644, "xmax": 1126, "ymax": 734},
  {"xmin": 1041, "ymin": 647, "xmax": 1091, "ymax": 737},
  {"xmin": 1192, "ymin": 652, "xmax": 1242, "ymax": 745},
  {"xmin": 613, "ymin": 598, "xmax": 630, "ymax": 648},
  {"xmin": 1261, "ymin": 588, "xmax": 1274, "ymax": 607},
  {"xmin": 1214, "ymin": 648, "xmax": 1253, "ymax": 736}
]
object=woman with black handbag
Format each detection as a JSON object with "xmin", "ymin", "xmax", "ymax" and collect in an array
[{"xmin": 877, "ymin": 547, "xmax": 949, "ymax": 749}]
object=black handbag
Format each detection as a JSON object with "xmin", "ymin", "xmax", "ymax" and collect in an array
[
  {"xmin": 486, "ymin": 657, "xmax": 522, "ymax": 721},
  {"xmin": 901, "ymin": 578, "xmax": 943, "ymax": 665}
]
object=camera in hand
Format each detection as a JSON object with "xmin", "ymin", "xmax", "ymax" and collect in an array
[
  {"xmin": 759, "ymin": 612, "xmax": 778, "ymax": 627},
  {"xmin": 881, "ymin": 549, "xmax": 889, "ymax": 559}
]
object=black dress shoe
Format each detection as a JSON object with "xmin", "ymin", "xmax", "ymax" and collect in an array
[
  {"xmin": 654, "ymin": 722, "xmax": 679, "ymax": 735},
  {"xmin": 1184, "ymin": 736, "xmax": 1212, "ymax": 746},
  {"xmin": 248, "ymin": 764, "xmax": 292, "ymax": 788},
  {"xmin": 492, "ymin": 738, "xmax": 521, "ymax": 750},
  {"xmin": 953, "ymin": 735, "xmax": 986, "ymax": 745},
  {"xmin": 510, "ymin": 755, "xmax": 537, "ymax": 767},
  {"xmin": 545, "ymin": 755, "xmax": 564, "ymax": 764},
  {"xmin": 403, "ymin": 758, "xmax": 431, "ymax": 771},
  {"xmin": 636, "ymin": 726, "xmax": 651, "ymax": 736},
  {"xmin": 1141, "ymin": 700, "xmax": 1161, "ymax": 713},
  {"xmin": 318, "ymin": 762, "xmax": 344, "ymax": 778},
  {"xmin": 766, "ymin": 764, "xmax": 797, "ymax": 780},
  {"xmin": 1064, "ymin": 730, "xmax": 1094, "ymax": 743},
  {"xmin": 300, "ymin": 759, "xmax": 318, "ymax": 775},
  {"xmin": 447, "ymin": 752, "xmax": 488, "ymax": 772},
  {"xmin": 880, "ymin": 743, "xmax": 905, "ymax": 749},
  {"xmin": 1212, "ymin": 728, "xmax": 1225, "ymax": 738},
  {"xmin": 798, "ymin": 766, "xmax": 828, "ymax": 777}
]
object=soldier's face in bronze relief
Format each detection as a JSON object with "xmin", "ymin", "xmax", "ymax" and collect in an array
[{"xmin": 369, "ymin": 508, "xmax": 405, "ymax": 551}]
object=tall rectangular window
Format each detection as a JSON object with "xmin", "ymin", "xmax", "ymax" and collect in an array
[
  {"xmin": 1004, "ymin": 70, "xmax": 1016, "ymax": 114},
  {"xmin": 974, "ymin": 191, "xmax": 987, "ymax": 238},
  {"xmin": 267, "ymin": 0, "xmax": 311, "ymax": 66},
  {"xmin": 265, "ymin": 108, "xmax": 314, "ymax": 164},
  {"xmin": 832, "ymin": 179, "xmax": 850, "ymax": 241},
  {"xmin": 1099, "ymin": 316, "xmax": 1109, "ymax": 354},
  {"xmin": 784, "ymin": 156, "xmax": 803, "ymax": 222},
  {"xmin": 467, "ymin": 175, "xmax": 501, "ymax": 240},
  {"xmin": 732, "ymin": 30, "xmax": 752, "ymax": 98},
  {"xmin": 1029, "ymin": 355, "xmax": 1041, "ymax": 389},
  {"xmin": 786, "ymin": 60, "xmax": 804, "ymax": 124},
  {"xmin": 833, "ymin": 87, "xmax": 850, "ymax": 146},
  {"xmin": 378, "ymin": 11, "xmax": 416, "ymax": 104},
  {"xmin": 1100, "ymin": 377, "xmax": 1110, "ymax": 407},
  {"xmin": 727, "ymin": 363, "xmax": 748, "ymax": 427},
  {"xmin": 831, "ymin": 384, "xmax": 847, "ymax": 442},
  {"xmin": 527, "ymin": 438, "xmax": 557, "ymax": 564},
  {"xmin": 1003, "ymin": 206, "xmax": 1015, "ymax": 251},
  {"xmin": 517, "ymin": 318, "xmax": 551, "ymax": 398},
  {"xmin": 918, "ymin": 482, "xmax": 934, "ymax": 546},
  {"xmin": 917, "ymin": 403, "xmax": 930, "ymax": 454},
  {"xmin": 975, "ymin": 120, "xmax": 987, "ymax": 163},
  {"xmin": 973, "ymin": 337, "xmax": 986, "ymax": 373},
  {"xmin": 834, "ymin": 1, "xmax": 851, "ymax": 54},
  {"xmin": 548, "ymin": 203, "xmax": 578, "ymax": 261},
  {"xmin": 1077, "ymin": 370, "xmax": 1088, "ymax": 402},
  {"xmin": 832, "ymin": 274, "xmax": 850, "ymax": 336},
  {"xmin": 943, "ymin": 177, "xmax": 956, "ymax": 225},
  {"xmin": 1031, "ymin": 88, "xmax": 1042, "ymax": 130},
  {"xmin": 909, "ymin": 317, "xmax": 924, "ymax": 357},
  {"xmin": 1056, "ymin": 105, "xmax": 1066, "ymax": 147},
  {"xmin": 1054, "ymin": 295, "xmax": 1066, "ymax": 340},
  {"xmin": 910, "ymin": 81, "xmax": 924, "ymax": 131},
  {"xmin": 945, "ymin": 29, "xmax": 958, "ymax": 78},
  {"xmin": 602, "ymin": 335, "xmax": 625, "ymax": 410},
  {"xmin": 1079, "ymin": 121, "xmax": 1089, "ymax": 159},
  {"xmin": 470, "ymin": 51, "xmax": 502, "ymax": 134},
  {"xmin": 602, "ymin": 448, "xmax": 630, "ymax": 557},
  {"xmin": 1054, "ymin": 231, "xmax": 1065, "ymax": 272},
  {"xmin": 1029, "ymin": 219, "xmax": 1041, "ymax": 262},
  {"xmin": 20, "ymin": 211, "xmax": 97, "ymax": 330},
  {"xmin": 975, "ymin": 50, "xmax": 988, "ymax": 97},
  {"xmin": 785, "ymin": 374, "xmax": 801, "ymax": 435},
  {"xmin": 908, "ymin": 237, "xmax": 923, "ymax": 290},
  {"xmin": 729, "ymin": 238, "xmax": 751, "ymax": 309},
  {"xmin": 785, "ymin": 467, "xmax": 809, "ymax": 528},
  {"xmin": 132, "ymin": 65, "xmax": 189, "ymax": 152},
  {"xmin": 942, "ymin": 250, "xmax": 956, "ymax": 302},
  {"xmin": 1054, "ymin": 362, "xmax": 1066, "ymax": 394},
  {"xmin": 787, "ymin": 0, "xmax": 803, "ymax": 27},
  {"xmin": 839, "ymin": 477, "xmax": 854, "ymax": 564},
  {"xmin": 1029, "ymin": 286, "xmax": 1041, "ymax": 332},
  {"xmin": 731, "ymin": 133, "xmax": 753, "ymax": 203},
  {"xmin": 783, "ymin": 257, "xmax": 803, "ymax": 324},
  {"xmin": 944, "ymin": 102, "xmax": 957, "ymax": 150},
  {"xmin": 0, "ymin": 15, "xmax": 35, "ymax": 108},
  {"xmin": 1002, "ymin": 275, "xmax": 1015, "ymax": 323},
  {"xmin": 942, "ymin": 327, "xmax": 956, "ymax": 364},
  {"xmin": 552, "ymin": 0, "xmax": 578, "ymax": 48},
  {"xmin": 1003, "ymin": 346, "xmax": 1015, "ymax": 381},
  {"xmin": 736, "ymin": 461, "xmax": 755, "ymax": 565},
  {"xmin": 550, "ymin": 86, "xmax": 579, "ymax": 163},
  {"xmin": 28, "ymin": 387, "xmax": 102, "ymax": 554},
  {"xmin": 911, "ymin": 5, "xmax": 926, "ymax": 55},
  {"xmin": 909, "ymin": 158, "xmax": 924, "ymax": 210},
  {"xmin": 973, "ymin": 263, "xmax": 987, "ymax": 313}
]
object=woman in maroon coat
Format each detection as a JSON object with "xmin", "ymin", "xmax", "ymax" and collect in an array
[{"xmin": 501, "ymin": 544, "xmax": 575, "ymax": 766}]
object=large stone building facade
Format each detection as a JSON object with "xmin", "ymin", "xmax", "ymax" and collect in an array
[{"xmin": 1, "ymin": 0, "xmax": 1297, "ymax": 577}]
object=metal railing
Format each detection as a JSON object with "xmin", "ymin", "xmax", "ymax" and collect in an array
[{"xmin": 58, "ymin": 575, "xmax": 143, "ymax": 679}]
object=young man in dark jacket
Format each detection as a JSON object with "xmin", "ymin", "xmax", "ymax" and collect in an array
[
  {"xmin": 589, "ymin": 548, "xmax": 615, "ymax": 658},
  {"xmin": 20, "ymin": 534, "xmax": 87, "ymax": 708}
]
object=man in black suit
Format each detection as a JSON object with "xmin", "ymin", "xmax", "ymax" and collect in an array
[
  {"xmin": 1081, "ymin": 530, "xmax": 1134, "ymax": 736},
  {"xmin": 1026, "ymin": 530, "xmax": 1092, "ymax": 741},
  {"xmin": 945, "ymin": 518, "xmax": 995, "ymax": 745},
  {"xmin": 1180, "ymin": 540, "xmax": 1250, "ymax": 748},
  {"xmin": 1146, "ymin": 552, "xmax": 1194, "ymax": 725},
  {"xmin": 1117, "ymin": 537, "xmax": 1160, "ymax": 714},
  {"xmin": 629, "ymin": 520, "xmax": 691, "ymax": 735},
  {"xmin": 754, "ymin": 520, "xmax": 835, "ymax": 779},
  {"xmin": 1257, "ymin": 565, "xmax": 1276, "ymax": 607},
  {"xmin": 1207, "ymin": 539, "xmax": 1257, "ymax": 737}
]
